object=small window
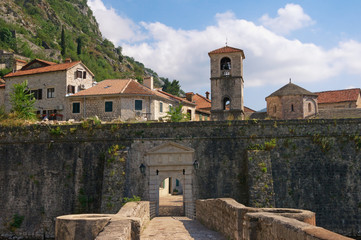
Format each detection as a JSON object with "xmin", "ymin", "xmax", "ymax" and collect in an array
[
  {"xmin": 30, "ymin": 89, "xmax": 42, "ymax": 100},
  {"xmin": 169, "ymin": 104, "xmax": 172, "ymax": 111},
  {"xmin": 76, "ymin": 70, "xmax": 82, "ymax": 78},
  {"xmin": 72, "ymin": 102, "xmax": 80, "ymax": 113},
  {"xmin": 83, "ymin": 71, "xmax": 87, "ymax": 79},
  {"xmin": 291, "ymin": 104, "xmax": 294, "ymax": 112},
  {"xmin": 176, "ymin": 179, "xmax": 179, "ymax": 187},
  {"xmin": 68, "ymin": 85, "xmax": 75, "ymax": 94},
  {"xmin": 308, "ymin": 103, "xmax": 312, "ymax": 112},
  {"xmin": 159, "ymin": 102, "xmax": 163, "ymax": 113},
  {"xmin": 135, "ymin": 100, "xmax": 142, "ymax": 110},
  {"xmin": 273, "ymin": 105, "xmax": 277, "ymax": 113},
  {"xmin": 47, "ymin": 88, "xmax": 55, "ymax": 98},
  {"xmin": 105, "ymin": 101, "xmax": 113, "ymax": 112}
]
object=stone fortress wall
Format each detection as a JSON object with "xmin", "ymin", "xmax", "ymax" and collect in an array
[{"xmin": 0, "ymin": 119, "xmax": 360, "ymax": 238}]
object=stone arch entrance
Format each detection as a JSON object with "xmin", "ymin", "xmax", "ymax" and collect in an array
[{"xmin": 146, "ymin": 142, "xmax": 195, "ymax": 218}]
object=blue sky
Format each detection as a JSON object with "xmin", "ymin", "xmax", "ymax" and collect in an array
[{"xmin": 88, "ymin": 0, "xmax": 361, "ymax": 110}]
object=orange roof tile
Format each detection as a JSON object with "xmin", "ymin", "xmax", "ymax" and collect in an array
[
  {"xmin": 0, "ymin": 79, "xmax": 5, "ymax": 84},
  {"xmin": 15, "ymin": 59, "xmax": 27, "ymax": 63},
  {"xmin": 70, "ymin": 79, "xmax": 196, "ymax": 106},
  {"xmin": 123, "ymin": 80, "xmax": 155, "ymax": 95},
  {"xmin": 0, "ymin": 84, "xmax": 5, "ymax": 88},
  {"xmin": 21, "ymin": 58, "xmax": 57, "ymax": 70},
  {"xmin": 4, "ymin": 61, "xmax": 83, "ymax": 78},
  {"xmin": 70, "ymin": 79, "xmax": 133, "ymax": 96},
  {"xmin": 208, "ymin": 46, "xmax": 245, "ymax": 58},
  {"xmin": 316, "ymin": 88, "xmax": 361, "ymax": 104},
  {"xmin": 192, "ymin": 93, "xmax": 211, "ymax": 110},
  {"xmin": 244, "ymin": 106, "xmax": 256, "ymax": 113},
  {"xmin": 155, "ymin": 90, "xmax": 196, "ymax": 106}
]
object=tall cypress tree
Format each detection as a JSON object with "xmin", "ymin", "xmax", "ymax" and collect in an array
[
  {"xmin": 76, "ymin": 37, "xmax": 82, "ymax": 55},
  {"xmin": 60, "ymin": 27, "xmax": 66, "ymax": 56}
]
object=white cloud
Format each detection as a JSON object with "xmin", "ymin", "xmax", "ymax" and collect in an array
[
  {"xmin": 87, "ymin": 0, "xmax": 144, "ymax": 43},
  {"xmin": 88, "ymin": 1, "xmax": 361, "ymax": 107},
  {"xmin": 259, "ymin": 4, "xmax": 314, "ymax": 35}
]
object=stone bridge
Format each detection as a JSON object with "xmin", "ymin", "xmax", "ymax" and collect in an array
[{"xmin": 55, "ymin": 198, "xmax": 353, "ymax": 240}]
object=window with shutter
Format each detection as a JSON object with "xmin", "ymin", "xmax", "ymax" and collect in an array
[
  {"xmin": 135, "ymin": 100, "xmax": 142, "ymax": 110},
  {"xmin": 72, "ymin": 102, "xmax": 80, "ymax": 113},
  {"xmin": 105, "ymin": 101, "xmax": 113, "ymax": 112}
]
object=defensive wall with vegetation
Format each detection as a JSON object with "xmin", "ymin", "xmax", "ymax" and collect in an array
[{"xmin": 0, "ymin": 119, "xmax": 360, "ymax": 239}]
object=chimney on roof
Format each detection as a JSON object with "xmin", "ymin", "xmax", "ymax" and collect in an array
[
  {"xmin": 65, "ymin": 58, "xmax": 72, "ymax": 63},
  {"xmin": 205, "ymin": 91, "xmax": 210, "ymax": 99},
  {"xmin": 186, "ymin": 92, "xmax": 194, "ymax": 102},
  {"xmin": 143, "ymin": 76, "xmax": 154, "ymax": 90}
]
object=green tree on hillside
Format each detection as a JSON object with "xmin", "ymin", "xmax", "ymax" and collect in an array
[
  {"xmin": 76, "ymin": 37, "xmax": 82, "ymax": 55},
  {"xmin": 10, "ymin": 80, "xmax": 36, "ymax": 120},
  {"xmin": 61, "ymin": 27, "xmax": 66, "ymax": 56},
  {"xmin": 161, "ymin": 78, "xmax": 181, "ymax": 96}
]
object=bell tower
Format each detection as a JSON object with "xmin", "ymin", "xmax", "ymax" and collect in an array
[{"xmin": 208, "ymin": 46, "xmax": 245, "ymax": 120}]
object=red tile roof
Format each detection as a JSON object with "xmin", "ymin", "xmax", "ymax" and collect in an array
[
  {"xmin": 244, "ymin": 106, "xmax": 256, "ymax": 113},
  {"xmin": 4, "ymin": 61, "xmax": 86, "ymax": 78},
  {"xmin": 316, "ymin": 88, "xmax": 361, "ymax": 104},
  {"xmin": 70, "ymin": 79, "xmax": 195, "ymax": 106},
  {"xmin": 155, "ymin": 90, "xmax": 195, "ymax": 106},
  {"xmin": 15, "ymin": 59, "xmax": 27, "ymax": 63},
  {"xmin": 21, "ymin": 58, "xmax": 57, "ymax": 70},
  {"xmin": 0, "ymin": 79, "xmax": 5, "ymax": 84},
  {"xmin": 208, "ymin": 46, "xmax": 245, "ymax": 58},
  {"xmin": 0, "ymin": 84, "xmax": 5, "ymax": 88},
  {"xmin": 70, "ymin": 79, "xmax": 151, "ymax": 96},
  {"xmin": 192, "ymin": 93, "xmax": 211, "ymax": 110}
]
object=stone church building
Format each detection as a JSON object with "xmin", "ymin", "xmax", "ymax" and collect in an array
[{"xmin": 265, "ymin": 80, "xmax": 318, "ymax": 120}]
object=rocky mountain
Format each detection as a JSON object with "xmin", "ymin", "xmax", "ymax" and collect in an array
[{"xmin": 0, "ymin": 0, "xmax": 162, "ymax": 86}]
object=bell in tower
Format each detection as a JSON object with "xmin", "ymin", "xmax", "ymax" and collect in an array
[{"xmin": 208, "ymin": 46, "xmax": 245, "ymax": 120}]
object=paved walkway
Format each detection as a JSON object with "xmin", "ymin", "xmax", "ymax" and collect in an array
[
  {"xmin": 159, "ymin": 195, "xmax": 183, "ymax": 216},
  {"xmin": 140, "ymin": 216, "xmax": 226, "ymax": 240}
]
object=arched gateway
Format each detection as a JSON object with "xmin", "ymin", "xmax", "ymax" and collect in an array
[{"xmin": 146, "ymin": 142, "xmax": 196, "ymax": 218}]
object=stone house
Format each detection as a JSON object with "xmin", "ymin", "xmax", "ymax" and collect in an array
[
  {"xmin": 67, "ymin": 77, "xmax": 196, "ymax": 121},
  {"xmin": 315, "ymin": 88, "xmax": 361, "ymax": 109},
  {"xmin": 3, "ymin": 58, "xmax": 94, "ymax": 119},
  {"xmin": 266, "ymin": 81, "xmax": 318, "ymax": 119}
]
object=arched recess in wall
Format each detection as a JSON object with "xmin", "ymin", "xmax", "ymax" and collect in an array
[
  {"xmin": 305, "ymin": 98, "xmax": 317, "ymax": 114},
  {"xmin": 223, "ymin": 96, "xmax": 231, "ymax": 110},
  {"xmin": 220, "ymin": 57, "xmax": 231, "ymax": 70}
]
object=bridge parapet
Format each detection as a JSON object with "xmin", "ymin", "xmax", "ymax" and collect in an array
[
  {"xmin": 55, "ymin": 201, "xmax": 150, "ymax": 240},
  {"xmin": 196, "ymin": 198, "xmax": 352, "ymax": 240}
]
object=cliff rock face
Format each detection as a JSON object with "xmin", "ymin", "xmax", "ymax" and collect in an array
[{"xmin": 0, "ymin": 0, "xmax": 161, "ymax": 84}]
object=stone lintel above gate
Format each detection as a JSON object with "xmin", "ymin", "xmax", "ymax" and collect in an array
[{"xmin": 146, "ymin": 142, "xmax": 194, "ymax": 167}]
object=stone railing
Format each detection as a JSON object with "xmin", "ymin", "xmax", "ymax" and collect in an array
[
  {"xmin": 196, "ymin": 198, "xmax": 352, "ymax": 240},
  {"xmin": 55, "ymin": 201, "xmax": 150, "ymax": 240}
]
